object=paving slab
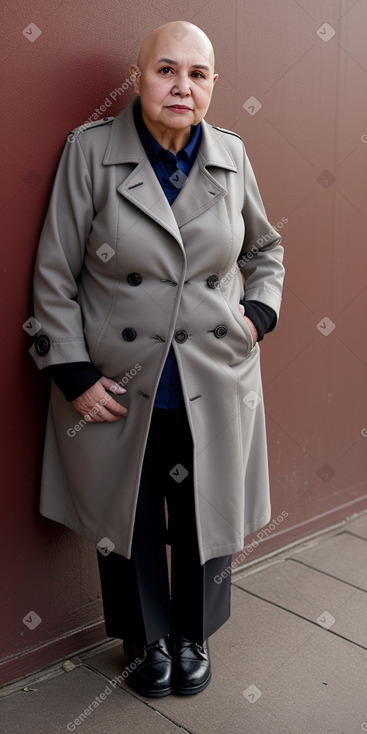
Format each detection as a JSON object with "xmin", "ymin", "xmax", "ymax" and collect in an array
[
  {"xmin": 0, "ymin": 664, "xmax": 182, "ymax": 734},
  {"xmin": 342, "ymin": 512, "xmax": 367, "ymax": 540},
  {"xmin": 286, "ymin": 531, "xmax": 367, "ymax": 590},
  {"xmin": 3, "ymin": 514, "xmax": 367, "ymax": 734},
  {"xmin": 234, "ymin": 558, "xmax": 367, "ymax": 647},
  {"xmin": 211, "ymin": 630, "xmax": 367, "ymax": 734},
  {"xmin": 84, "ymin": 585, "xmax": 367, "ymax": 734}
]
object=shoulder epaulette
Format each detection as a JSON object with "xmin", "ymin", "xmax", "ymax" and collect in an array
[
  {"xmin": 212, "ymin": 125, "xmax": 242, "ymax": 140},
  {"xmin": 70, "ymin": 116, "xmax": 114, "ymax": 137}
]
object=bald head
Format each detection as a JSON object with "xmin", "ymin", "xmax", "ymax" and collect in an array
[
  {"xmin": 129, "ymin": 21, "xmax": 218, "ymax": 152},
  {"xmin": 137, "ymin": 21, "xmax": 215, "ymax": 73}
]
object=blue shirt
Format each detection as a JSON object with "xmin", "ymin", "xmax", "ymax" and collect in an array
[{"xmin": 134, "ymin": 103, "xmax": 202, "ymax": 409}]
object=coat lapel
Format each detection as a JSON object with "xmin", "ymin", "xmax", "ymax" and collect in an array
[
  {"xmin": 103, "ymin": 101, "xmax": 183, "ymax": 245},
  {"xmin": 171, "ymin": 120, "xmax": 238, "ymax": 228},
  {"xmin": 103, "ymin": 99, "xmax": 239, "ymax": 242},
  {"xmin": 117, "ymin": 161, "xmax": 184, "ymax": 245}
]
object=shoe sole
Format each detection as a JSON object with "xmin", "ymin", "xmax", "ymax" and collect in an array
[
  {"xmin": 173, "ymin": 671, "xmax": 212, "ymax": 696},
  {"xmin": 129, "ymin": 683, "xmax": 173, "ymax": 698}
]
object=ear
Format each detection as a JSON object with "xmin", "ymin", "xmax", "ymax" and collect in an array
[
  {"xmin": 129, "ymin": 64, "xmax": 141, "ymax": 94},
  {"xmin": 212, "ymin": 73, "xmax": 219, "ymax": 86}
]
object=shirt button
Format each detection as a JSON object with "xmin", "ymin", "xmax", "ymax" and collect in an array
[
  {"xmin": 207, "ymin": 274, "xmax": 220, "ymax": 289},
  {"xmin": 122, "ymin": 327, "xmax": 137, "ymax": 341},
  {"xmin": 175, "ymin": 329, "xmax": 188, "ymax": 344},
  {"xmin": 35, "ymin": 334, "xmax": 51, "ymax": 356},
  {"xmin": 127, "ymin": 272, "xmax": 142, "ymax": 286},
  {"xmin": 213, "ymin": 325, "xmax": 227, "ymax": 339}
]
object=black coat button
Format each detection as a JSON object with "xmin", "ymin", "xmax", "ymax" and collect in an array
[
  {"xmin": 214, "ymin": 325, "xmax": 227, "ymax": 339},
  {"xmin": 35, "ymin": 334, "xmax": 51, "ymax": 356},
  {"xmin": 175, "ymin": 329, "xmax": 188, "ymax": 343},
  {"xmin": 127, "ymin": 272, "xmax": 142, "ymax": 286},
  {"xmin": 122, "ymin": 327, "xmax": 137, "ymax": 341},
  {"xmin": 207, "ymin": 274, "xmax": 220, "ymax": 289}
]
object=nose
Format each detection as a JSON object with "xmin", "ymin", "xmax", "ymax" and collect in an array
[{"xmin": 172, "ymin": 72, "xmax": 191, "ymax": 96}]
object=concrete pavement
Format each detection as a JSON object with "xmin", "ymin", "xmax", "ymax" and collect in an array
[{"xmin": 2, "ymin": 512, "xmax": 367, "ymax": 733}]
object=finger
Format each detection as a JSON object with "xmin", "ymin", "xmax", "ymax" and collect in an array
[
  {"xmin": 100, "ymin": 390, "xmax": 128, "ymax": 416},
  {"xmin": 74, "ymin": 392, "xmax": 127, "ymax": 419},
  {"xmin": 85, "ymin": 405, "xmax": 127, "ymax": 423},
  {"xmin": 104, "ymin": 399, "xmax": 128, "ymax": 418},
  {"xmin": 100, "ymin": 376, "xmax": 126, "ymax": 394},
  {"xmin": 87, "ymin": 395, "xmax": 128, "ymax": 421},
  {"xmin": 83, "ymin": 401, "xmax": 128, "ymax": 422}
]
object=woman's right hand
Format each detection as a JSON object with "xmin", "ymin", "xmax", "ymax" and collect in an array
[{"xmin": 72, "ymin": 376, "xmax": 128, "ymax": 422}]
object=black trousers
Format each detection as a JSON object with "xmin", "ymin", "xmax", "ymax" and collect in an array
[{"xmin": 97, "ymin": 408, "xmax": 232, "ymax": 645}]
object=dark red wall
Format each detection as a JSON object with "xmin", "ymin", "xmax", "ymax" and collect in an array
[{"xmin": 1, "ymin": 0, "xmax": 366, "ymax": 685}]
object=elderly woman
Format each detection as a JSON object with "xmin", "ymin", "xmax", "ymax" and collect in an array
[{"xmin": 31, "ymin": 21, "xmax": 285, "ymax": 697}]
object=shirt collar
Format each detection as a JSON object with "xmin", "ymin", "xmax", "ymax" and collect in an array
[{"xmin": 133, "ymin": 99, "xmax": 201, "ymax": 164}]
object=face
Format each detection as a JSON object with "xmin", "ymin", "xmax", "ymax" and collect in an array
[{"xmin": 130, "ymin": 27, "xmax": 218, "ymax": 140}]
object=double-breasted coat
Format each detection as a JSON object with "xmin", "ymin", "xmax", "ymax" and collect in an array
[{"xmin": 30, "ymin": 97, "xmax": 285, "ymax": 564}]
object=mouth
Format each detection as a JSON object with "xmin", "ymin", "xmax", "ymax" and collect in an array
[{"xmin": 166, "ymin": 105, "xmax": 193, "ymax": 113}]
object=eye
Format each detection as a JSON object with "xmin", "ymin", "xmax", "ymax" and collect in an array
[
  {"xmin": 192, "ymin": 71, "xmax": 205, "ymax": 79},
  {"xmin": 159, "ymin": 66, "xmax": 174, "ymax": 75}
]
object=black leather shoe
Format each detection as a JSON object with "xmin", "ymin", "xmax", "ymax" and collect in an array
[
  {"xmin": 173, "ymin": 638, "xmax": 211, "ymax": 695},
  {"xmin": 123, "ymin": 636, "xmax": 173, "ymax": 697}
]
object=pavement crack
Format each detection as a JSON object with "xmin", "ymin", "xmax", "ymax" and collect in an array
[
  {"xmin": 88, "ymin": 672, "xmax": 195, "ymax": 733},
  {"xmin": 343, "ymin": 530, "xmax": 367, "ymax": 543},
  {"xmin": 288, "ymin": 556, "xmax": 367, "ymax": 594},
  {"xmin": 233, "ymin": 584, "xmax": 367, "ymax": 651}
]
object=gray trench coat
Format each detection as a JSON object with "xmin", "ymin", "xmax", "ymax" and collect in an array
[{"xmin": 30, "ymin": 98, "xmax": 285, "ymax": 564}]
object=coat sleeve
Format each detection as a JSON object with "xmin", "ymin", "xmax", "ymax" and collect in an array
[
  {"xmin": 238, "ymin": 148, "xmax": 285, "ymax": 324},
  {"xmin": 30, "ymin": 136, "xmax": 94, "ymax": 369}
]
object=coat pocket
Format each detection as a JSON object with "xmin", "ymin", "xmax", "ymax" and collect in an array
[{"xmin": 222, "ymin": 299, "xmax": 256, "ymax": 361}]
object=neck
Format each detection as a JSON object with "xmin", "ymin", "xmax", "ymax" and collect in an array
[{"xmin": 141, "ymin": 112, "xmax": 191, "ymax": 153}]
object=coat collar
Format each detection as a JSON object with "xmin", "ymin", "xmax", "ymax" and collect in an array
[
  {"xmin": 103, "ymin": 97, "xmax": 238, "ymax": 171},
  {"xmin": 102, "ymin": 98, "xmax": 238, "ymax": 244}
]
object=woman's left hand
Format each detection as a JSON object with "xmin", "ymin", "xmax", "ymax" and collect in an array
[{"xmin": 238, "ymin": 304, "xmax": 258, "ymax": 345}]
